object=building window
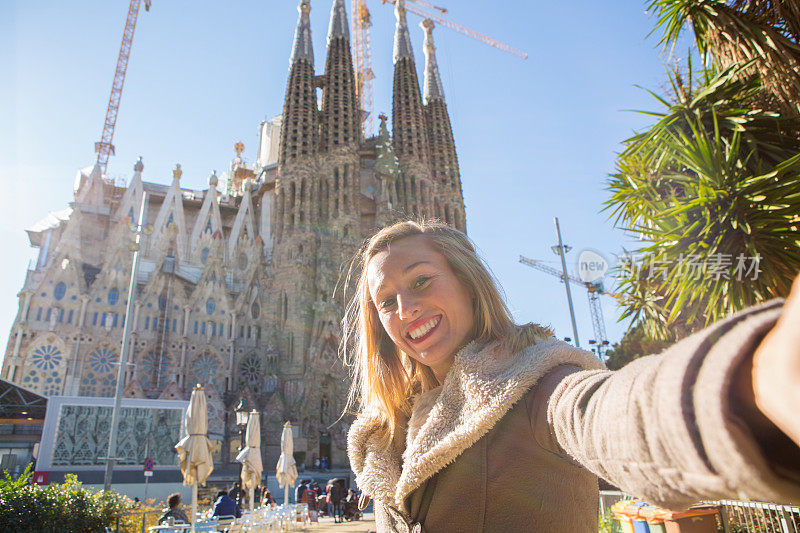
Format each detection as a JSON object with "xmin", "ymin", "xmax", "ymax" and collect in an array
[
  {"xmin": 36, "ymin": 308, "xmax": 42, "ymax": 321},
  {"xmin": 108, "ymin": 288, "xmax": 119, "ymax": 305},
  {"xmin": 172, "ymin": 319, "xmax": 177, "ymax": 332},
  {"xmin": 58, "ymin": 309, "xmax": 64, "ymax": 323},
  {"xmin": 92, "ymin": 312, "xmax": 98, "ymax": 326},
  {"xmin": 67, "ymin": 310, "xmax": 73, "ymax": 324},
  {"xmin": 54, "ymin": 282, "xmax": 66, "ymax": 301},
  {"xmin": 201, "ymin": 322, "xmax": 206, "ymax": 335},
  {"xmin": 113, "ymin": 314, "xmax": 118, "ymax": 327},
  {"xmin": 239, "ymin": 326, "xmax": 244, "ymax": 338},
  {"xmin": 45, "ymin": 309, "xmax": 51, "ymax": 322},
  {"xmin": 211, "ymin": 322, "xmax": 216, "ymax": 337},
  {"xmin": 153, "ymin": 317, "xmax": 158, "ymax": 331},
  {"xmin": 194, "ymin": 321, "xmax": 198, "ymax": 335},
  {"xmin": 145, "ymin": 317, "xmax": 150, "ymax": 330},
  {"xmin": 201, "ymin": 248, "xmax": 210, "ymax": 265},
  {"xmin": 101, "ymin": 313, "xmax": 106, "ymax": 326},
  {"xmin": 206, "ymin": 299, "xmax": 215, "ymax": 315}
]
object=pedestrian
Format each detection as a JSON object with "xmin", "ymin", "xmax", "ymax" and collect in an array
[
  {"xmin": 263, "ymin": 487, "xmax": 276, "ymax": 506},
  {"xmin": 314, "ymin": 456, "xmax": 320, "ymax": 470},
  {"xmin": 158, "ymin": 493, "xmax": 189, "ymax": 525},
  {"xmin": 345, "ymin": 220, "xmax": 800, "ymax": 532},
  {"xmin": 325, "ymin": 482, "xmax": 334, "ymax": 519},
  {"xmin": 296, "ymin": 479, "xmax": 309, "ymax": 503},
  {"xmin": 254, "ymin": 484, "xmax": 262, "ymax": 505},
  {"xmin": 329, "ymin": 480, "xmax": 344, "ymax": 523}
]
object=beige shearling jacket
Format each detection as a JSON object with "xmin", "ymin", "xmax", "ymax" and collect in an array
[{"xmin": 347, "ymin": 299, "xmax": 800, "ymax": 532}]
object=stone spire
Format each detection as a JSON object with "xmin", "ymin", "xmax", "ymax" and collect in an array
[
  {"xmin": 392, "ymin": 0, "xmax": 429, "ymax": 163},
  {"xmin": 327, "ymin": 0, "xmax": 349, "ymax": 42},
  {"xmin": 278, "ymin": 0, "xmax": 318, "ymax": 166},
  {"xmin": 420, "ymin": 19, "xmax": 444, "ymax": 104},
  {"xmin": 320, "ymin": 0, "xmax": 360, "ymax": 150},
  {"xmin": 419, "ymin": 20, "xmax": 464, "ymax": 231},
  {"xmin": 393, "ymin": 0, "xmax": 414, "ymax": 63},
  {"xmin": 290, "ymin": 0, "xmax": 314, "ymax": 65}
]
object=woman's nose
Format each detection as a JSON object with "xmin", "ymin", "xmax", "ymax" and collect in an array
[{"xmin": 397, "ymin": 293, "xmax": 421, "ymax": 320}]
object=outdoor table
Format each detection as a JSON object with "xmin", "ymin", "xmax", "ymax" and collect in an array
[{"xmin": 147, "ymin": 523, "xmax": 191, "ymax": 532}]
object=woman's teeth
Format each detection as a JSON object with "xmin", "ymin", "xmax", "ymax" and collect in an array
[{"xmin": 408, "ymin": 316, "xmax": 440, "ymax": 340}]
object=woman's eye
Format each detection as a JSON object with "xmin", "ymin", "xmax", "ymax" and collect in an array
[
  {"xmin": 413, "ymin": 276, "xmax": 431, "ymax": 289},
  {"xmin": 379, "ymin": 297, "xmax": 396, "ymax": 310}
]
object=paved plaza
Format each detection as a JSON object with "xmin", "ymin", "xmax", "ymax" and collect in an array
[{"xmin": 304, "ymin": 513, "xmax": 376, "ymax": 532}]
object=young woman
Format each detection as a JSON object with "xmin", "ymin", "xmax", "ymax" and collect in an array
[{"xmin": 345, "ymin": 220, "xmax": 800, "ymax": 532}]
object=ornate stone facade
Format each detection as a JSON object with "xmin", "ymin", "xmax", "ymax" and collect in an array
[{"xmin": 2, "ymin": 0, "xmax": 466, "ymax": 470}]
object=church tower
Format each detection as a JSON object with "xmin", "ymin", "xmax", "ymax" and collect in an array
[
  {"xmin": 1, "ymin": 0, "xmax": 472, "ymax": 474},
  {"xmin": 320, "ymin": 0, "xmax": 360, "ymax": 150},
  {"xmin": 421, "ymin": 19, "xmax": 466, "ymax": 232},
  {"xmin": 278, "ymin": 0, "xmax": 317, "ymax": 167},
  {"xmin": 390, "ymin": 0, "xmax": 434, "ymax": 219}
]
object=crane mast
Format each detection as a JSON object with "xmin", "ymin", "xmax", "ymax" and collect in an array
[
  {"xmin": 94, "ymin": 0, "xmax": 150, "ymax": 175},
  {"xmin": 352, "ymin": 0, "xmax": 375, "ymax": 136},
  {"xmin": 519, "ymin": 256, "xmax": 614, "ymax": 358}
]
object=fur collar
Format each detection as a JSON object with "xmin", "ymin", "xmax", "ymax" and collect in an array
[{"xmin": 347, "ymin": 335, "xmax": 605, "ymax": 512}]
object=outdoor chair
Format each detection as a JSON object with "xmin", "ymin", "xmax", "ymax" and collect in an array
[{"xmin": 193, "ymin": 518, "xmax": 219, "ymax": 532}]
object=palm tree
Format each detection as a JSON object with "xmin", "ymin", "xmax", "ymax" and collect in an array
[
  {"xmin": 648, "ymin": 0, "xmax": 800, "ymax": 115},
  {"xmin": 606, "ymin": 64, "xmax": 800, "ymax": 340}
]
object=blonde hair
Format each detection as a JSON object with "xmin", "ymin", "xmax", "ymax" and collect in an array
[{"xmin": 342, "ymin": 220, "xmax": 552, "ymax": 445}]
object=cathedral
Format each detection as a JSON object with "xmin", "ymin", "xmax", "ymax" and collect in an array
[{"xmin": 1, "ymin": 0, "xmax": 465, "ymax": 469}]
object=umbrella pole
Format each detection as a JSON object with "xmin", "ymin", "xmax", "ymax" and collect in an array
[
  {"xmin": 191, "ymin": 483, "xmax": 197, "ymax": 533},
  {"xmin": 249, "ymin": 487, "xmax": 254, "ymax": 511},
  {"xmin": 285, "ymin": 484, "xmax": 289, "ymax": 506}
]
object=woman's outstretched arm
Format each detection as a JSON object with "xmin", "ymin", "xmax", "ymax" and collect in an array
[{"xmin": 543, "ymin": 275, "xmax": 800, "ymax": 510}]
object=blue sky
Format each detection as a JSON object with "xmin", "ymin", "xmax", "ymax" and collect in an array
[{"xmin": 0, "ymin": 0, "xmax": 690, "ymax": 358}]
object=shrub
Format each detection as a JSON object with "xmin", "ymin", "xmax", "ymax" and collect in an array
[{"xmin": 0, "ymin": 465, "xmax": 135, "ymax": 533}]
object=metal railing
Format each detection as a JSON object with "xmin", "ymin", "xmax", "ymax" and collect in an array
[
  {"xmin": 599, "ymin": 491, "xmax": 800, "ymax": 533},
  {"xmin": 711, "ymin": 500, "xmax": 800, "ymax": 533}
]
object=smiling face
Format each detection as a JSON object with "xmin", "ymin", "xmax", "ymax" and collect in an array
[{"xmin": 367, "ymin": 234, "xmax": 476, "ymax": 381}]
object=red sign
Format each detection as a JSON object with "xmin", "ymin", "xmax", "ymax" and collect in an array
[
  {"xmin": 143, "ymin": 458, "xmax": 154, "ymax": 471},
  {"xmin": 33, "ymin": 471, "xmax": 49, "ymax": 485}
]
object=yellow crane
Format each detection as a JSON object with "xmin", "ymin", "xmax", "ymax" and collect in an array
[{"xmin": 351, "ymin": 0, "xmax": 527, "ymax": 135}]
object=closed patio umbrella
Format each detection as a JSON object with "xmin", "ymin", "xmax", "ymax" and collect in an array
[
  {"xmin": 175, "ymin": 385, "xmax": 214, "ymax": 533},
  {"xmin": 235, "ymin": 410, "xmax": 263, "ymax": 510},
  {"xmin": 276, "ymin": 421, "xmax": 298, "ymax": 506}
]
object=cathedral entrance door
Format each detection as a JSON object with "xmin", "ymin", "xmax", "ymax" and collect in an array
[{"xmin": 319, "ymin": 432, "xmax": 331, "ymax": 469}]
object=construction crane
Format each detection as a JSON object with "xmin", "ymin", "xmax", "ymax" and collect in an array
[
  {"xmin": 94, "ymin": 0, "xmax": 151, "ymax": 176},
  {"xmin": 351, "ymin": 0, "xmax": 527, "ymax": 136},
  {"xmin": 519, "ymin": 256, "xmax": 615, "ymax": 358}
]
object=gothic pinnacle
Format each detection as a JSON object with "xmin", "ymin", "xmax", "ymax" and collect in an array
[
  {"xmin": 393, "ymin": 0, "xmax": 414, "ymax": 64},
  {"xmin": 327, "ymin": 0, "xmax": 349, "ymax": 43},
  {"xmin": 421, "ymin": 19, "xmax": 445, "ymax": 104},
  {"xmin": 290, "ymin": 0, "xmax": 313, "ymax": 65}
]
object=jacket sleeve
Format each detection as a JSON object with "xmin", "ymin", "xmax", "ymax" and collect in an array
[{"xmin": 544, "ymin": 298, "xmax": 800, "ymax": 509}]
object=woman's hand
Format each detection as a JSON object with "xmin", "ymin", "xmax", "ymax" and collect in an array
[{"xmin": 752, "ymin": 273, "xmax": 800, "ymax": 446}]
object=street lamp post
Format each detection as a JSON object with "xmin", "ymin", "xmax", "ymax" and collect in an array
[
  {"xmin": 103, "ymin": 190, "xmax": 151, "ymax": 491},
  {"xmin": 234, "ymin": 399, "xmax": 249, "ymax": 507}
]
